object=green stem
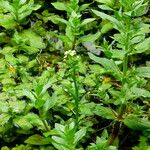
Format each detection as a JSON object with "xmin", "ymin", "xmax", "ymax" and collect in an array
[
  {"xmin": 109, "ymin": 32, "xmax": 130, "ymax": 146},
  {"xmin": 42, "ymin": 119, "xmax": 50, "ymax": 131},
  {"xmin": 72, "ymin": 68, "xmax": 79, "ymax": 131},
  {"xmin": 71, "ymin": 37, "xmax": 76, "ymax": 51},
  {"xmin": 123, "ymin": 53, "xmax": 128, "ymax": 77}
]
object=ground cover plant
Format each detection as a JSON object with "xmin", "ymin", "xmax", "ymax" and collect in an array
[{"xmin": 0, "ymin": 0, "xmax": 150, "ymax": 149}]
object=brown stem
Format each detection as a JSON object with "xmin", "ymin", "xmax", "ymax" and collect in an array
[{"xmin": 108, "ymin": 104, "xmax": 126, "ymax": 145}]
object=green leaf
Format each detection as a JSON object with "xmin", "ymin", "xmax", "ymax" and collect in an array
[
  {"xmin": 13, "ymin": 117, "xmax": 33, "ymax": 130},
  {"xmin": 0, "ymin": 102, "xmax": 9, "ymax": 113},
  {"xmin": 74, "ymin": 128, "xmax": 86, "ymax": 144},
  {"xmin": 47, "ymin": 15, "xmax": 68, "ymax": 25},
  {"xmin": 79, "ymin": 4, "xmax": 90, "ymax": 12},
  {"xmin": 9, "ymin": 100, "xmax": 26, "ymax": 113},
  {"xmin": 0, "ymin": 14, "xmax": 16, "ymax": 29},
  {"xmin": 18, "ymin": 3, "xmax": 41, "ymax": 21},
  {"xmin": 43, "ymin": 93, "xmax": 58, "ymax": 112},
  {"xmin": 81, "ymin": 18, "xmax": 96, "ymax": 26},
  {"xmin": 0, "ymin": 114, "xmax": 11, "ymax": 125},
  {"xmin": 136, "ymin": 67, "xmax": 150, "ymax": 78},
  {"xmin": 25, "ymin": 134, "xmax": 51, "ymax": 145},
  {"xmin": 131, "ymin": 87, "xmax": 150, "ymax": 98},
  {"xmin": 92, "ymin": 9, "xmax": 119, "ymax": 25},
  {"xmin": 94, "ymin": 105, "xmax": 115, "ymax": 119},
  {"xmin": 98, "ymin": 5, "xmax": 114, "ymax": 11},
  {"xmin": 124, "ymin": 116, "xmax": 150, "ymax": 130},
  {"xmin": 0, "ymin": 1, "xmax": 12, "ymax": 11},
  {"xmin": 88, "ymin": 52, "xmax": 122, "ymax": 80},
  {"xmin": 101, "ymin": 22, "xmax": 113, "ymax": 34},
  {"xmin": 79, "ymin": 32, "xmax": 101, "ymax": 43},
  {"xmin": 134, "ymin": 37, "xmax": 150, "ymax": 54},
  {"xmin": 20, "ymin": 29, "xmax": 46, "ymax": 50},
  {"xmin": 95, "ymin": 0, "xmax": 115, "ymax": 7},
  {"xmin": 24, "ymin": 113, "xmax": 44, "ymax": 129},
  {"xmin": 87, "ymin": 131, "xmax": 117, "ymax": 150},
  {"xmin": 24, "ymin": 90, "xmax": 36, "ymax": 103},
  {"xmin": 51, "ymin": 2, "xmax": 66, "ymax": 11},
  {"xmin": 110, "ymin": 50, "xmax": 126, "ymax": 59},
  {"xmin": 41, "ymin": 82, "xmax": 51, "ymax": 95}
]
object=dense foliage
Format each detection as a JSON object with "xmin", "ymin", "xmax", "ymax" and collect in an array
[{"xmin": 0, "ymin": 0, "xmax": 150, "ymax": 149}]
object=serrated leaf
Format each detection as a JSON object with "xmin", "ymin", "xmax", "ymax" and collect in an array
[
  {"xmin": 88, "ymin": 52, "xmax": 122, "ymax": 80},
  {"xmin": 25, "ymin": 134, "xmax": 51, "ymax": 145},
  {"xmin": 79, "ymin": 32, "xmax": 101, "ymax": 43},
  {"xmin": 51, "ymin": 2, "xmax": 66, "ymax": 11},
  {"xmin": 81, "ymin": 18, "xmax": 95, "ymax": 26},
  {"xmin": 13, "ymin": 117, "xmax": 33, "ymax": 130},
  {"xmin": 134, "ymin": 37, "xmax": 150, "ymax": 54},
  {"xmin": 94, "ymin": 105, "xmax": 115, "ymax": 119},
  {"xmin": 124, "ymin": 116, "xmax": 150, "ymax": 130},
  {"xmin": 0, "ymin": 102, "xmax": 9, "ymax": 113},
  {"xmin": 136, "ymin": 67, "xmax": 150, "ymax": 78},
  {"xmin": 0, "ymin": 114, "xmax": 11, "ymax": 125},
  {"xmin": 98, "ymin": 5, "xmax": 114, "ymax": 11},
  {"xmin": 131, "ymin": 87, "xmax": 150, "ymax": 98},
  {"xmin": 20, "ymin": 29, "xmax": 46, "ymax": 49},
  {"xmin": 101, "ymin": 22, "xmax": 113, "ymax": 34},
  {"xmin": 9, "ymin": 100, "xmax": 26, "ymax": 113},
  {"xmin": 110, "ymin": 50, "xmax": 126, "ymax": 59},
  {"xmin": 41, "ymin": 82, "xmax": 51, "ymax": 95},
  {"xmin": 0, "ymin": 1, "xmax": 13, "ymax": 11},
  {"xmin": 95, "ymin": 0, "xmax": 114, "ymax": 6},
  {"xmin": 24, "ymin": 113, "xmax": 43, "ymax": 128},
  {"xmin": 92, "ymin": 9, "xmax": 119, "ymax": 25},
  {"xmin": 0, "ymin": 14, "xmax": 16, "ymax": 29},
  {"xmin": 74, "ymin": 128, "xmax": 86, "ymax": 144},
  {"xmin": 24, "ymin": 90, "xmax": 36, "ymax": 103},
  {"xmin": 43, "ymin": 93, "xmax": 58, "ymax": 112},
  {"xmin": 79, "ymin": 4, "xmax": 90, "ymax": 11}
]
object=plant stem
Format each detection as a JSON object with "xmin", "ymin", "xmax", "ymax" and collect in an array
[
  {"xmin": 42, "ymin": 119, "xmax": 50, "ymax": 131},
  {"xmin": 123, "ymin": 53, "xmax": 128, "ymax": 77},
  {"xmin": 108, "ymin": 104, "xmax": 126, "ymax": 145},
  {"xmin": 109, "ymin": 32, "xmax": 129, "ymax": 145},
  {"xmin": 71, "ymin": 37, "xmax": 76, "ymax": 51},
  {"xmin": 72, "ymin": 68, "xmax": 79, "ymax": 131}
]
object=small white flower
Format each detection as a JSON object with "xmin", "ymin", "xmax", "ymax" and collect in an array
[
  {"xmin": 64, "ymin": 50, "xmax": 76, "ymax": 58},
  {"xmin": 70, "ymin": 50, "xmax": 76, "ymax": 56}
]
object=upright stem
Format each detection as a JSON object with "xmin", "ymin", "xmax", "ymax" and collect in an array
[
  {"xmin": 109, "ymin": 32, "xmax": 129, "ymax": 146},
  {"xmin": 42, "ymin": 120, "xmax": 51, "ymax": 131},
  {"xmin": 123, "ymin": 53, "xmax": 128, "ymax": 77},
  {"xmin": 72, "ymin": 68, "xmax": 79, "ymax": 131},
  {"xmin": 71, "ymin": 37, "xmax": 76, "ymax": 51},
  {"xmin": 39, "ymin": 111, "xmax": 51, "ymax": 131}
]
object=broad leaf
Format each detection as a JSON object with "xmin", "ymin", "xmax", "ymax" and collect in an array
[
  {"xmin": 124, "ymin": 116, "xmax": 150, "ymax": 130},
  {"xmin": 79, "ymin": 32, "xmax": 101, "ymax": 43},
  {"xmin": 94, "ymin": 105, "xmax": 115, "ymax": 119},
  {"xmin": 51, "ymin": 2, "xmax": 66, "ymax": 11},
  {"xmin": 0, "ymin": 114, "xmax": 11, "ymax": 125},
  {"xmin": 74, "ymin": 128, "xmax": 86, "ymax": 144},
  {"xmin": 25, "ymin": 134, "xmax": 51, "ymax": 145},
  {"xmin": 81, "ymin": 18, "xmax": 95, "ymax": 26},
  {"xmin": 13, "ymin": 117, "xmax": 33, "ymax": 130},
  {"xmin": 88, "ymin": 52, "xmax": 122, "ymax": 80},
  {"xmin": 131, "ymin": 87, "xmax": 150, "ymax": 98},
  {"xmin": 134, "ymin": 37, "xmax": 150, "ymax": 54},
  {"xmin": 136, "ymin": 67, "xmax": 150, "ymax": 78},
  {"xmin": 92, "ymin": 9, "xmax": 119, "ymax": 25}
]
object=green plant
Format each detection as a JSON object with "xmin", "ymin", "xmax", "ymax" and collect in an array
[
  {"xmin": 0, "ymin": 0, "xmax": 150, "ymax": 149},
  {"xmin": 49, "ymin": 0, "xmax": 100, "ymax": 51},
  {"xmin": 0, "ymin": 0, "xmax": 41, "ymax": 29},
  {"xmin": 89, "ymin": 0, "xmax": 150, "ymax": 146}
]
